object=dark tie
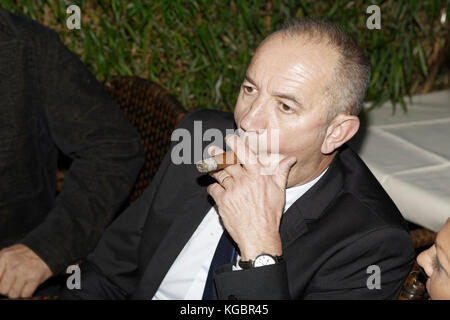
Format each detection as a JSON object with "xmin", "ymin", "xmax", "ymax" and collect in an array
[{"xmin": 202, "ymin": 230, "xmax": 238, "ymax": 300}]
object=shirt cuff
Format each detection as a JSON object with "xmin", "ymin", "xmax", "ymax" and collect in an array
[{"xmin": 232, "ymin": 259, "xmax": 242, "ymax": 271}]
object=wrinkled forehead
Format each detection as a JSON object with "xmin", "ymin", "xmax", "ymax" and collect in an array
[{"xmin": 248, "ymin": 33, "xmax": 339, "ymax": 87}]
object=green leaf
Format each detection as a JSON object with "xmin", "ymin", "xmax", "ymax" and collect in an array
[{"xmin": 417, "ymin": 44, "xmax": 428, "ymax": 77}]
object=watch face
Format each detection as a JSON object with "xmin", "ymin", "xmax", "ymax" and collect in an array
[{"xmin": 254, "ymin": 254, "xmax": 276, "ymax": 267}]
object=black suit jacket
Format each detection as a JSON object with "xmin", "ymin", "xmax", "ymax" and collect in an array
[
  {"xmin": 60, "ymin": 109, "xmax": 415, "ymax": 300},
  {"xmin": 0, "ymin": 7, "xmax": 144, "ymax": 275}
]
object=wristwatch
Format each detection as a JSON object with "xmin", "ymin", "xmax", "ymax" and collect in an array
[{"xmin": 238, "ymin": 253, "xmax": 283, "ymax": 269}]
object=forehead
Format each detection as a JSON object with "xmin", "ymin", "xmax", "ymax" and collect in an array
[{"xmin": 247, "ymin": 34, "xmax": 338, "ymax": 89}]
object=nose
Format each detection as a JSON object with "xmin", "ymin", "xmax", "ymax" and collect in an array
[
  {"xmin": 417, "ymin": 250, "xmax": 433, "ymax": 278},
  {"xmin": 239, "ymin": 98, "xmax": 266, "ymax": 132}
]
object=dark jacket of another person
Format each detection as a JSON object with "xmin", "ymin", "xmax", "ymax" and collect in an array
[{"xmin": 0, "ymin": 7, "xmax": 144, "ymax": 275}]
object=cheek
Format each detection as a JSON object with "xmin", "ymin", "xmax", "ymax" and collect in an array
[
  {"xmin": 277, "ymin": 120, "xmax": 323, "ymax": 154},
  {"xmin": 428, "ymin": 276, "xmax": 439, "ymax": 299},
  {"xmin": 429, "ymin": 274, "xmax": 450, "ymax": 300}
]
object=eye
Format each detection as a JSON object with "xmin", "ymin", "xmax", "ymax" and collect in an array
[
  {"xmin": 243, "ymin": 85, "xmax": 255, "ymax": 94},
  {"xmin": 279, "ymin": 103, "xmax": 294, "ymax": 114}
]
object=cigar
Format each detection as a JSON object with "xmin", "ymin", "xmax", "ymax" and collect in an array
[{"xmin": 196, "ymin": 151, "xmax": 239, "ymax": 173}]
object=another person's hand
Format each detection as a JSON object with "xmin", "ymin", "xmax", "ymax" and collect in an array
[
  {"xmin": 207, "ymin": 134, "xmax": 297, "ymax": 261},
  {"xmin": 0, "ymin": 244, "xmax": 53, "ymax": 298}
]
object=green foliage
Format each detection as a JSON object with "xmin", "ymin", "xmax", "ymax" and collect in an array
[{"xmin": 1, "ymin": 0, "xmax": 448, "ymax": 113}]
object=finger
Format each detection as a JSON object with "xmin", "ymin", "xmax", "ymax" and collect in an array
[
  {"xmin": 20, "ymin": 281, "xmax": 39, "ymax": 298},
  {"xmin": 7, "ymin": 276, "xmax": 26, "ymax": 299},
  {"xmin": 209, "ymin": 171, "xmax": 233, "ymax": 189},
  {"xmin": 0, "ymin": 270, "xmax": 16, "ymax": 297},
  {"xmin": 219, "ymin": 176, "xmax": 233, "ymax": 189},
  {"xmin": 0, "ymin": 254, "xmax": 6, "ymax": 281},
  {"xmin": 208, "ymin": 145, "xmax": 225, "ymax": 157},
  {"xmin": 210, "ymin": 168, "xmax": 232, "ymax": 181},
  {"xmin": 223, "ymin": 162, "xmax": 243, "ymax": 178},
  {"xmin": 225, "ymin": 134, "xmax": 258, "ymax": 172},
  {"xmin": 207, "ymin": 183, "xmax": 225, "ymax": 202},
  {"xmin": 275, "ymin": 156, "xmax": 297, "ymax": 190}
]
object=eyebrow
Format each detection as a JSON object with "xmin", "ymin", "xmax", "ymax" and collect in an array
[
  {"xmin": 243, "ymin": 74, "xmax": 257, "ymax": 86},
  {"xmin": 243, "ymin": 74, "xmax": 303, "ymax": 107},
  {"xmin": 272, "ymin": 92, "xmax": 303, "ymax": 107}
]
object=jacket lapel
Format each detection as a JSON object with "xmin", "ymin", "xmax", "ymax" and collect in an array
[
  {"xmin": 131, "ymin": 180, "xmax": 214, "ymax": 299},
  {"xmin": 132, "ymin": 113, "xmax": 236, "ymax": 299},
  {"xmin": 280, "ymin": 152, "xmax": 345, "ymax": 249}
]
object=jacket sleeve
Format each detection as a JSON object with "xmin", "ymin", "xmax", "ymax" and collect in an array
[
  {"xmin": 303, "ymin": 227, "xmax": 415, "ymax": 300},
  {"xmin": 215, "ymin": 261, "xmax": 291, "ymax": 300},
  {"xmin": 58, "ymin": 177, "xmax": 164, "ymax": 300},
  {"xmin": 19, "ymin": 28, "xmax": 145, "ymax": 275},
  {"xmin": 214, "ymin": 227, "xmax": 414, "ymax": 300}
]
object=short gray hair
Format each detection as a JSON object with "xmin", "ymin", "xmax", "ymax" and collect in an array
[{"xmin": 277, "ymin": 18, "xmax": 370, "ymax": 122}]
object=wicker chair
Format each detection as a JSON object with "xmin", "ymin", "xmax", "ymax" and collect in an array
[
  {"xmin": 409, "ymin": 228, "xmax": 437, "ymax": 250},
  {"xmin": 55, "ymin": 76, "xmax": 187, "ymax": 201},
  {"xmin": 103, "ymin": 76, "xmax": 186, "ymax": 203}
]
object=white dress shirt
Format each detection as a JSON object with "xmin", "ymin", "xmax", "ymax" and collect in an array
[{"xmin": 152, "ymin": 168, "xmax": 328, "ymax": 300}]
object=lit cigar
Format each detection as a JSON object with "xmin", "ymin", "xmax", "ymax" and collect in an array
[{"xmin": 196, "ymin": 151, "xmax": 239, "ymax": 173}]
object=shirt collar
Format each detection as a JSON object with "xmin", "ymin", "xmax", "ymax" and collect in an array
[{"xmin": 283, "ymin": 167, "xmax": 329, "ymax": 213}]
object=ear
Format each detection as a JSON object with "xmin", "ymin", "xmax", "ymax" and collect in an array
[{"xmin": 321, "ymin": 114, "xmax": 360, "ymax": 154}]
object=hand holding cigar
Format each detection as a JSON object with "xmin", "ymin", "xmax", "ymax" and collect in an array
[{"xmin": 196, "ymin": 151, "xmax": 239, "ymax": 173}]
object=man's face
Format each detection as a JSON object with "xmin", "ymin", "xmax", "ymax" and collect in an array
[
  {"xmin": 417, "ymin": 219, "xmax": 450, "ymax": 300},
  {"xmin": 233, "ymin": 33, "xmax": 339, "ymax": 185}
]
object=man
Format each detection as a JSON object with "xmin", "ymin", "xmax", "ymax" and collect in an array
[
  {"xmin": 61, "ymin": 18, "xmax": 414, "ymax": 300},
  {"xmin": 0, "ymin": 7, "xmax": 144, "ymax": 298}
]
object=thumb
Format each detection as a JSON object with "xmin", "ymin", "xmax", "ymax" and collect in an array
[{"xmin": 276, "ymin": 156, "xmax": 297, "ymax": 189}]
